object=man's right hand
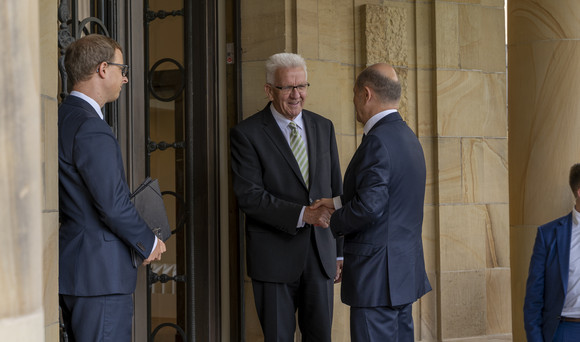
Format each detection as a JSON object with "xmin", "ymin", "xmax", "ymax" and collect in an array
[
  {"xmin": 142, "ymin": 239, "xmax": 166, "ymax": 266},
  {"xmin": 311, "ymin": 198, "xmax": 335, "ymax": 210},
  {"xmin": 303, "ymin": 205, "xmax": 334, "ymax": 228}
]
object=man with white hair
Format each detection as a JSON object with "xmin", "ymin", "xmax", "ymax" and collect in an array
[{"xmin": 230, "ymin": 53, "xmax": 343, "ymax": 341}]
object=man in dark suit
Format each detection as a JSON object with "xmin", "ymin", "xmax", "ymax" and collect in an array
[
  {"xmin": 230, "ymin": 53, "xmax": 342, "ymax": 341},
  {"xmin": 59, "ymin": 34, "xmax": 166, "ymax": 341},
  {"xmin": 524, "ymin": 164, "xmax": 580, "ymax": 342},
  {"xmin": 313, "ymin": 63, "xmax": 431, "ymax": 341}
]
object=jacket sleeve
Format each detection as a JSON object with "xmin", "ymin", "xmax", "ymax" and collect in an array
[
  {"xmin": 230, "ymin": 126, "xmax": 303, "ymax": 235},
  {"xmin": 330, "ymin": 135, "xmax": 390, "ymax": 237},
  {"xmin": 74, "ymin": 118, "xmax": 155, "ymax": 260},
  {"xmin": 523, "ymin": 227, "xmax": 547, "ymax": 342},
  {"xmin": 328, "ymin": 122, "xmax": 344, "ymax": 256}
]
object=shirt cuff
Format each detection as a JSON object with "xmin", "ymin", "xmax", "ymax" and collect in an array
[
  {"xmin": 333, "ymin": 196, "xmax": 342, "ymax": 210},
  {"xmin": 297, "ymin": 206, "xmax": 306, "ymax": 228},
  {"xmin": 337, "ymin": 257, "xmax": 344, "ymax": 261},
  {"xmin": 150, "ymin": 236, "xmax": 159, "ymax": 256}
]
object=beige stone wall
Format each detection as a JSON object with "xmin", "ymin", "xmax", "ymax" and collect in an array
[
  {"xmin": 241, "ymin": 0, "xmax": 510, "ymax": 341},
  {"xmin": 432, "ymin": 0, "xmax": 510, "ymax": 340},
  {"xmin": 508, "ymin": 0, "xmax": 580, "ymax": 340}
]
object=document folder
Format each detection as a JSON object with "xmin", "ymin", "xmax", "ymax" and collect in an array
[{"xmin": 130, "ymin": 177, "xmax": 172, "ymax": 242}]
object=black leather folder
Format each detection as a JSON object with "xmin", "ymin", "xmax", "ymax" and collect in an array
[{"xmin": 130, "ymin": 177, "xmax": 171, "ymax": 242}]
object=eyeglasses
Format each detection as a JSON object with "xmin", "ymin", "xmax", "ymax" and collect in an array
[
  {"xmin": 106, "ymin": 62, "xmax": 130, "ymax": 77},
  {"xmin": 271, "ymin": 83, "xmax": 310, "ymax": 95}
]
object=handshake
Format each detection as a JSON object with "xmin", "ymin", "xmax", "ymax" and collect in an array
[{"xmin": 304, "ymin": 198, "xmax": 336, "ymax": 228}]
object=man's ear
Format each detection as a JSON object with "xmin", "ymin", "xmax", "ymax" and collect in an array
[
  {"xmin": 363, "ymin": 86, "xmax": 372, "ymax": 103},
  {"xmin": 264, "ymin": 84, "xmax": 274, "ymax": 101},
  {"xmin": 96, "ymin": 61, "xmax": 107, "ymax": 78}
]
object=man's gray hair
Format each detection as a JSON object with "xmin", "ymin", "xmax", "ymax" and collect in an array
[
  {"xmin": 265, "ymin": 53, "xmax": 308, "ymax": 84},
  {"xmin": 355, "ymin": 67, "xmax": 401, "ymax": 104}
]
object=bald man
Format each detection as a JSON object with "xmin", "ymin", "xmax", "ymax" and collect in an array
[{"xmin": 313, "ymin": 64, "xmax": 431, "ymax": 341}]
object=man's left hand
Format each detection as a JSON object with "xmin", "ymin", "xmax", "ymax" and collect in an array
[{"xmin": 335, "ymin": 259, "xmax": 344, "ymax": 283}]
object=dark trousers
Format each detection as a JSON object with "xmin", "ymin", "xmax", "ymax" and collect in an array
[
  {"xmin": 252, "ymin": 231, "xmax": 334, "ymax": 342},
  {"xmin": 554, "ymin": 321, "xmax": 580, "ymax": 342},
  {"xmin": 60, "ymin": 293, "xmax": 133, "ymax": 342},
  {"xmin": 350, "ymin": 303, "xmax": 414, "ymax": 342}
]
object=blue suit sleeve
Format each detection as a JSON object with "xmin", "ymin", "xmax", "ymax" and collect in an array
[
  {"xmin": 74, "ymin": 118, "xmax": 155, "ymax": 259},
  {"xmin": 331, "ymin": 135, "xmax": 390, "ymax": 236},
  {"xmin": 523, "ymin": 228, "xmax": 547, "ymax": 342}
]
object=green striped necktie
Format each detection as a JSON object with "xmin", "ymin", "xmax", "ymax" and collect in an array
[{"xmin": 288, "ymin": 121, "xmax": 309, "ymax": 187}]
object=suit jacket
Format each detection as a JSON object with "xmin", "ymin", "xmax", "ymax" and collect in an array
[
  {"xmin": 524, "ymin": 213, "xmax": 572, "ymax": 342},
  {"xmin": 58, "ymin": 95, "xmax": 155, "ymax": 296},
  {"xmin": 330, "ymin": 112, "xmax": 431, "ymax": 307},
  {"xmin": 230, "ymin": 103, "xmax": 342, "ymax": 283}
]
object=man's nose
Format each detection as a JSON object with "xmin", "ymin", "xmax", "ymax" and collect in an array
[{"xmin": 289, "ymin": 87, "xmax": 300, "ymax": 97}]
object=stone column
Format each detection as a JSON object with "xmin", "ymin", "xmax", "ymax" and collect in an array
[
  {"xmin": 40, "ymin": 0, "xmax": 60, "ymax": 340},
  {"xmin": 508, "ymin": 0, "xmax": 580, "ymax": 340},
  {"xmin": 432, "ymin": 0, "xmax": 510, "ymax": 339},
  {"xmin": 0, "ymin": 0, "xmax": 45, "ymax": 340}
]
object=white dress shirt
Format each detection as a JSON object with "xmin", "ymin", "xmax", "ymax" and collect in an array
[{"xmin": 562, "ymin": 207, "xmax": 580, "ymax": 317}]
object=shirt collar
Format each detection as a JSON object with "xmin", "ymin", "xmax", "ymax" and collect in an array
[
  {"xmin": 363, "ymin": 109, "xmax": 397, "ymax": 135},
  {"xmin": 70, "ymin": 91, "xmax": 104, "ymax": 120},
  {"xmin": 270, "ymin": 103, "xmax": 304, "ymax": 130},
  {"xmin": 574, "ymin": 206, "xmax": 580, "ymax": 227}
]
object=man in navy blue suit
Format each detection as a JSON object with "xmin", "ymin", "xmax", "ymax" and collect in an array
[
  {"xmin": 313, "ymin": 63, "xmax": 431, "ymax": 341},
  {"xmin": 524, "ymin": 163, "xmax": 580, "ymax": 342},
  {"xmin": 58, "ymin": 34, "xmax": 166, "ymax": 341}
]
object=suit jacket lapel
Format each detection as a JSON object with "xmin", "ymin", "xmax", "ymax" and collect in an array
[
  {"xmin": 302, "ymin": 111, "xmax": 316, "ymax": 186},
  {"xmin": 558, "ymin": 213, "xmax": 573, "ymax": 294},
  {"xmin": 260, "ymin": 105, "xmax": 309, "ymax": 190}
]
